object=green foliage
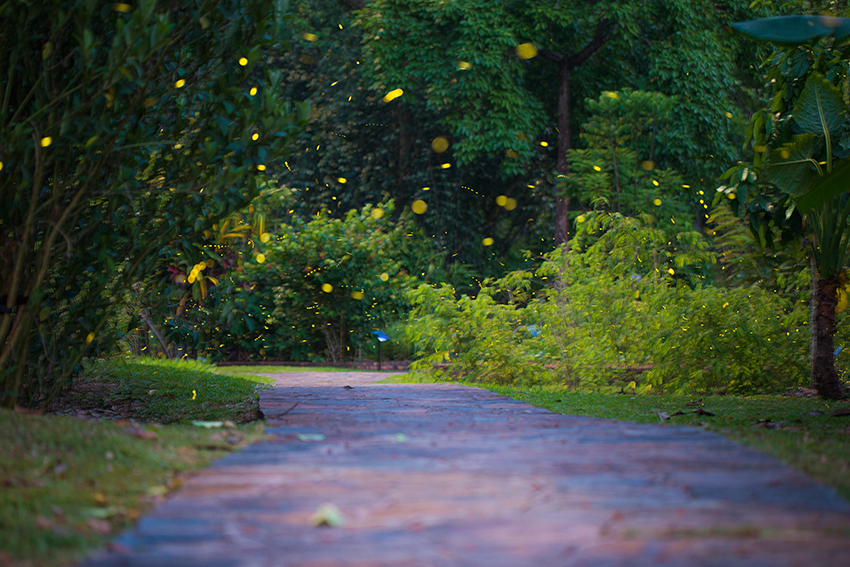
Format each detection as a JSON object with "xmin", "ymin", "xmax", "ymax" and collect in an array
[
  {"xmin": 406, "ymin": 214, "xmax": 807, "ymax": 394},
  {"xmin": 0, "ymin": 1, "xmax": 307, "ymax": 407}
]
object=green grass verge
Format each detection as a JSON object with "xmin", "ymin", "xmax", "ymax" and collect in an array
[
  {"xmin": 384, "ymin": 373, "xmax": 850, "ymax": 500},
  {"xmin": 1, "ymin": 358, "xmax": 270, "ymax": 567}
]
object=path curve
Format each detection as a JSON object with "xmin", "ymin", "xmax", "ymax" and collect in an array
[{"xmin": 82, "ymin": 371, "xmax": 850, "ymax": 566}]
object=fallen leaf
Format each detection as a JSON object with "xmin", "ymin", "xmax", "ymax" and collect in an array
[
  {"xmin": 807, "ymin": 411, "xmax": 825, "ymax": 417},
  {"xmin": 146, "ymin": 485, "xmax": 168, "ymax": 497},
  {"xmin": 830, "ymin": 408, "xmax": 850, "ymax": 417},
  {"xmin": 192, "ymin": 421, "xmax": 224, "ymax": 428},
  {"xmin": 657, "ymin": 412, "xmax": 670, "ymax": 422},
  {"xmin": 311, "ymin": 503, "xmax": 344, "ymax": 527},
  {"xmin": 694, "ymin": 408, "xmax": 715, "ymax": 416},
  {"xmin": 297, "ymin": 433, "xmax": 326, "ymax": 442},
  {"xmin": 343, "ymin": 385, "xmax": 354, "ymax": 389}
]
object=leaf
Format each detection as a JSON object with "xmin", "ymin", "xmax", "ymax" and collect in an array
[
  {"xmin": 731, "ymin": 16, "xmax": 850, "ymax": 44},
  {"xmin": 796, "ymin": 159, "xmax": 850, "ymax": 212},
  {"xmin": 791, "ymin": 73, "xmax": 848, "ymax": 139},
  {"xmin": 766, "ymin": 134, "xmax": 821, "ymax": 196},
  {"xmin": 192, "ymin": 420, "xmax": 224, "ymax": 428},
  {"xmin": 311, "ymin": 503, "xmax": 344, "ymax": 527},
  {"xmin": 297, "ymin": 433, "xmax": 326, "ymax": 441}
]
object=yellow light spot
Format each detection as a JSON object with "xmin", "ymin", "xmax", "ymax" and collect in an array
[
  {"xmin": 668, "ymin": 268, "xmax": 675, "ymax": 275},
  {"xmin": 256, "ymin": 254, "xmax": 266, "ymax": 264},
  {"xmin": 780, "ymin": 149, "xmax": 790, "ymax": 159},
  {"xmin": 380, "ymin": 272, "xmax": 389, "ymax": 282},
  {"xmin": 431, "ymin": 136, "xmax": 449, "ymax": 153},
  {"xmin": 250, "ymin": 87, "xmax": 258, "ymax": 96},
  {"xmin": 652, "ymin": 180, "xmax": 659, "ymax": 186},
  {"xmin": 238, "ymin": 57, "xmax": 248, "ymax": 66},
  {"xmin": 754, "ymin": 145, "xmax": 766, "ymax": 153},
  {"xmin": 86, "ymin": 332, "xmax": 95, "ymax": 345},
  {"xmin": 605, "ymin": 91, "xmax": 618, "ymax": 99},
  {"xmin": 257, "ymin": 164, "xmax": 266, "ymax": 171},
  {"xmin": 653, "ymin": 199, "xmax": 662, "ymax": 206},
  {"xmin": 722, "ymin": 302, "xmax": 729, "ymax": 308},
  {"xmin": 383, "ymin": 88, "xmax": 404, "ymax": 102},
  {"xmin": 422, "ymin": 187, "xmax": 430, "ymax": 191},
  {"xmin": 302, "ymin": 33, "xmax": 318, "ymax": 41},
  {"xmin": 505, "ymin": 149, "xmax": 519, "ymax": 159},
  {"xmin": 482, "ymin": 237, "xmax": 494, "ymax": 246},
  {"xmin": 113, "ymin": 3, "xmax": 131, "ymax": 12},
  {"xmin": 192, "ymin": 390, "xmax": 196, "ymax": 400},
  {"xmin": 322, "ymin": 283, "xmax": 333, "ymax": 293},
  {"xmin": 412, "ymin": 200, "xmax": 428, "ymax": 214},
  {"xmin": 540, "ymin": 141, "xmax": 548, "ymax": 147},
  {"xmin": 198, "ymin": 261, "xmax": 207, "ymax": 270},
  {"xmin": 0, "ymin": 161, "xmax": 3, "ymax": 172},
  {"xmin": 576, "ymin": 215, "xmax": 586, "ymax": 224},
  {"xmin": 504, "ymin": 198, "xmax": 517, "ymax": 211},
  {"xmin": 593, "ymin": 165, "xmax": 602, "ymax": 172},
  {"xmin": 496, "ymin": 195, "xmax": 508, "ymax": 206},
  {"xmin": 339, "ymin": 24, "xmax": 343, "ymax": 29},
  {"xmin": 351, "ymin": 291, "xmax": 364, "ymax": 300},
  {"xmin": 371, "ymin": 208, "xmax": 384, "ymax": 219},
  {"xmin": 641, "ymin": 160, "xmax": 655, "ymax": 171},
  {"xmin": 458, "ymin": 61, "xmax": 471, "ymax": 70},
  {"xmin": 728, "ymin": 193, "xmax": 736, "ymax": 200},
  {"xmin": 40, "ymin": 137, "xmax": 52, "ymax": 147},
  {"xmin": 682, "ymin": 184, "xmax": 690, "ymax": 188},
  {"xmin": 252, "ymin": 133, "xmax": 259, "ymax": 141},
  {"xmin": 515, "ymin": 43, "xmax": 538, "ymax": 59},
  {"xmin": 260, "ymin": 233, "xmax": 271, "ymax": 243},
  {"xmin": 440, "ymin": 163, "xmax": 451, "ymax": 169},
  {"xmin": 188, "ymin": 274, "xmax": 196, "ymax": 284},
  {"xmin": 725, "ymin": 112, "xmax": 733, "ymax": 119},
  {"xmin": 175, "ymin": 79, "xmax": 185, "ymax": 88},
  {"xmin": 331, "ymin": 81, "xmax": 338, "ymax": 86}
]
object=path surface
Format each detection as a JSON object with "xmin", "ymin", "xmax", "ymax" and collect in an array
[{"xmin": 83, "ymin": 372, "xmax": 850, "ymax": 566}]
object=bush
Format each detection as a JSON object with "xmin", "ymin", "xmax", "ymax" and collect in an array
[{"xmin": 406, "ymin": 214, "xmax": 809, "ymax": 394}]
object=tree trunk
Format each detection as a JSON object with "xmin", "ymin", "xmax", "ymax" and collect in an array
[
  {"xmin": 554, "ymin": 62, "xmax": 571, "ymax": 246},
  {"xmin": 812, "ymin": 277, "xmax": 845, "ymax": 399}
]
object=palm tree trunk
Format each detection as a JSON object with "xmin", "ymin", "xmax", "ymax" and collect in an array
[{"xmin": 812, "ymin": 277, "xmax": 845, "ymax": 399}]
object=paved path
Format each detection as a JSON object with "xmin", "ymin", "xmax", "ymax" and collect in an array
[{"xmin": 83, "ymin": 372, "xmax": 850, "ymax": 566}]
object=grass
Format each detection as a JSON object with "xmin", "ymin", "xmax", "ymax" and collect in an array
[
  {"xmin": 1, "ymin": 358, "xmax": 271, "ymax": 567},
  {"xmin": 383, "ymin": 373, "xmax": 850, "ymax": 500}
]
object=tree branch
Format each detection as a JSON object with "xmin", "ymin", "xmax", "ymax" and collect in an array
[{"xmin": 567, "ymin": 19, "xmax": 619, "ymax": 70}]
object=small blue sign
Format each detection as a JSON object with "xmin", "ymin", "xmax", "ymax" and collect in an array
[{"xmin": 372, "ymin": 330, "xmax": 390, "ymax": 342}]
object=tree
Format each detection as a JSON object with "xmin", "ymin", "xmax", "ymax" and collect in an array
[
  {"xmin": 0, "ymin": 0, "xmax": 307, "ymax": 408},
  {"xmin": 356, "ymin": 0, "xmax": 775, "ymax": 244},
  {"xmin": 729, "ymin": 15, "xmax": 850, "ymax": 398}
]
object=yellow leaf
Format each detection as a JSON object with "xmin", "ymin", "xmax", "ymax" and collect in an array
[{"xmin": 113, "ymin": 3, "xmax": 131, "ymax": 12}]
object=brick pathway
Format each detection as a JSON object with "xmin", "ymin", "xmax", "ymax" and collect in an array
[{"xmin": 82, "ymin": 372, "xmax": 850, "ymax": 566}]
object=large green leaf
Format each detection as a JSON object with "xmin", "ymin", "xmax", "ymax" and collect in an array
[
  {"xmin": 792, "ymin": 73, "xmax": 848, "ymax": 139},
  {"xmin": 765, "ymin": 133, "xmax": 822, "ymax": 196},
  {"xmin": 731, "ymin": 16, "xmax": 850, "ymax": 43},
  {"xmin": 796, "ymin": 159, "xmax": 850, "ymax": 212}
]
